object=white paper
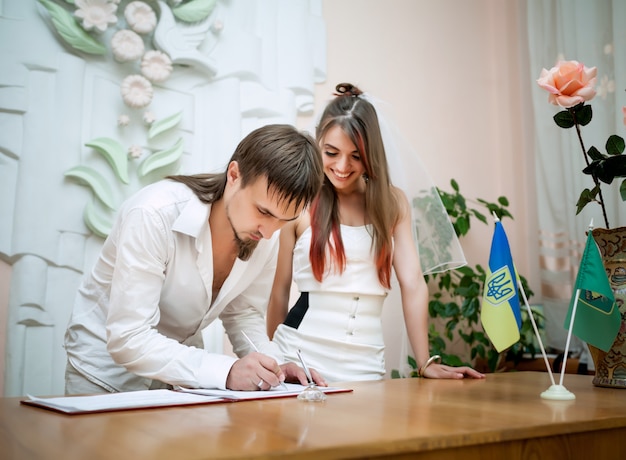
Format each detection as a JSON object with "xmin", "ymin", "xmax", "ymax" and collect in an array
[
  {"xmin": 177, "ymin": 383, "xmax": 314, "ymax": 400},
  {"xmin": 24, "ymin": 384, "xmax": 352, "ymax": 414},
  {"xmin": 25, "ymin": 390, "xmax": 221, "ymax": 413}
]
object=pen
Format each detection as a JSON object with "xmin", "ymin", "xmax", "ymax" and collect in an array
[
  {"xmin": 241, "ymin": 330, "xmax": 288, "ymax": 390},
  {"xmin": 296, "ymin": 349, "xmax": 314, "ymax": 385}
]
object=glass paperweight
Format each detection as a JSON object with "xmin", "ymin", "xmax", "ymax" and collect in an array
[
  {"xmin": 297, "ymin": 383, "xmax": 326, "ymax": 402},
  {"xmin": 296, "ymin": 349, "xmax": 326, "ymax": 402}
]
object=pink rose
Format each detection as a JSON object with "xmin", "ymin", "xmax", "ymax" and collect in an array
[{"xmin": 537, "ymin": 60, "xmax": 597, "ymax": 108}]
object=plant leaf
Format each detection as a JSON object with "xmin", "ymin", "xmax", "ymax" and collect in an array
[
  {"xmin": 620, "ymin": 179, "xmax": 626, "ymax": 201},
  {"xmin": 172, "ymin": 0, "xmax": 218, "ymax": 22},
  {"xmin": 85, "ymin": 137, "xmax": 130, "ymax": 184},
  {"xmin": 37, "ymin": 0, "xmax": 107, "ymax": 55},
  {"xmin": 586, "ymin": 146, "xmax": 605, "ymax": 161},
  {"xmin": 148, "ymin": 111, "xmax": 183, "ymax": 139},
  {"xmin": 575, "ymin": 187, "xmax": 597, "ymax": 215},
  {"xmin": 553, "ymin": 110, "xmax": 575, "ymax": 129},
  {"xmin": 606, "ymin": 135, "xmax": 625, "ymax": 156},
  {"xmin": 584, "ymin": 155, "xmax": 626, "ymax": 184},
  {"xmin": 64, "ymin": 165, "xmax": 116, "ymax": 209},
  {"xmin": 83, "ymin": 200, "xmax": 113, "ymax": 238},
  {"xmin": 575, "ymin": 104, "xmax": 593, "ymax": 126},
  {"xmin": 138, "ymin": 138, "xmax": 184, "ymax": 177}
]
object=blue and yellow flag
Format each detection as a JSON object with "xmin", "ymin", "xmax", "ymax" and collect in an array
[
  {"xmin": 564, "ymin": 232, "xmax": 620, "ymax": 352},
  {"xmin": 481, "ymin": 219, "xmax": 522, "ymax": 352}
]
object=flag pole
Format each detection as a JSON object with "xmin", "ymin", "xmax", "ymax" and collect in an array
[
  {"xmin": 558, "ymin": 218, "xmax": 595, "ymax": 387},
  {"xmin": 538, "ymin": 219, "xmax": 595, "ymax": 401},
  {"xmin": 517, "ymin": 278, "xmax": 555, "ymax": 386},
  {"xmin": 560, "ymin": 289, "xmax": 580, "ymax": 386}
]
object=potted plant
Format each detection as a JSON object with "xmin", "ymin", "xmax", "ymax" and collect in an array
[
  {"xmin": 537, "ymin": 60, "xmax": 626, "ymax": 388},
  {"xmin": 392, "ymin": 180, "xmax": 541, "ymax": 377}
]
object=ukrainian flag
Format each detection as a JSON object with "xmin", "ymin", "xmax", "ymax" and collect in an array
[{"xmin": 480, "ymin": 218, "xmax": 522, "ymax": 352}]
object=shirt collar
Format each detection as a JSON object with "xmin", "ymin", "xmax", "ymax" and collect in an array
[{"xmin": 172, "ymin": 193, "xmax": 210, "ymax": 238}]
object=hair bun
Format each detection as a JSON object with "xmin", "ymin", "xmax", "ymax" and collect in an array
[{"xmin": 335, "ymin": 83, "xmax": 363, "ymax": 97}]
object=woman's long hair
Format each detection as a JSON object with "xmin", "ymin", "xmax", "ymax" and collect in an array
[{"xmin": 310, "ymin": 83, "xmax": 400, "ymax": 288}]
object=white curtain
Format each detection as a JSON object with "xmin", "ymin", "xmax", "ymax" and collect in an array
[{"xmin": 527, "ymin": 0, "xmax": 626, "ymax": 361}]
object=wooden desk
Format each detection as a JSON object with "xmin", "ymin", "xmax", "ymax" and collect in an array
[{"xmin": 2, "ymin": 372, "xmax": 626, "ymax": 459}]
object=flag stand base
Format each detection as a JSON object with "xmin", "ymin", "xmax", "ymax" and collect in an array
[{"xmin": 540, "ymin": 384, "xmax": 576, "ymax": 400}]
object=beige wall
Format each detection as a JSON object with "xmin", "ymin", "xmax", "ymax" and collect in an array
[
  {"xmin": 0, "ymin": 0, "xmax": 539, "ymax": 389},
  {"xmin": 305, "ymin": 0, "xmax": 536, "ymax": 277},
  {"xmin": 299, "ymin": 0, "xmax": 539, "ymax": 371}
]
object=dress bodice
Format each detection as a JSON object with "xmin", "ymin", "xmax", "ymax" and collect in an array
[{"xmin": 293, "ymin": 225, "xmax": 388, "ymax": 296}]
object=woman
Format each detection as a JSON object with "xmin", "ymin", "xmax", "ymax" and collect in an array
[{"xmin": 267, "ymin": 83, "xmax": 484, "ymax": 383}]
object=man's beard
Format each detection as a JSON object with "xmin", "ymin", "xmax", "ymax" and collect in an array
[
  {"xmin": 234, "ymin": 233, "xmax": 259, "ymax": 261},
  {"xmin": 225, "ymin": 204, "xmax": 259, "ymax": 261}
]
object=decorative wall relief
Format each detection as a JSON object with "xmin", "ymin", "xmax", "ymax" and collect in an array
[{"xmin": 38, "ymin": 0, "xmax": 218, "ymax": 237}]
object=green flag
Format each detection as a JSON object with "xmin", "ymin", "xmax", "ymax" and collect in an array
[{"xmin": 564, "ymin": 232, "xmax": 621, "ymax": 352}]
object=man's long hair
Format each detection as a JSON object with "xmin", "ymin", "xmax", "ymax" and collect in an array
[{"xmin": 169, "ymin": 124, "xmax": 323, "ymax": 213}]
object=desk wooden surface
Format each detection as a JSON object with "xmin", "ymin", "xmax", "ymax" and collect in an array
[{"xmin": 2, "ymin": 372, "xmax": 626, "ymax": 460}]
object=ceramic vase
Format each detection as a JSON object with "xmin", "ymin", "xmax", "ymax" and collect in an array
[{"xmin": 589, "ymin": 227, "xmax": 626, "ymax": 388}]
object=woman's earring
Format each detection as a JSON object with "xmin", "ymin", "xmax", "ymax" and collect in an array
[{"xmin": 362, "ymin": 174, "xmax": 369, "ymax": 184}]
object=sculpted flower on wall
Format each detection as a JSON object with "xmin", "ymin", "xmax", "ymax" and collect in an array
[
  {"xmin": 37, "ymin": 0, "xmax": 219, "ymax": 237},
  {"xmin": 111, "ymin": 29, "xmax": 145, "ymax": 62},
  {"xmin": 141, "ymin": 50, "xmax": 173, "ymax": 82},
  {"xmin": 128, "ymin": 144, "xmax": 144, "ymax": 159},
  {"xmin": 124, "ymin": 1, "xmax": 158, "ymax": 34},
  {"xmin": 120, "ymin": 74, "xmax": 154, "ymax": 108},
  {"xmin": 74, "ymin": 0, "xmax": 118, "ymax": 32}
]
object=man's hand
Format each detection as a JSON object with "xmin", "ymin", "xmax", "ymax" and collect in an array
[
  {"xmin": 280, "ymin": 362, "xmax": 328, "ymax": 387},
  {"xmin": 226, "ymin": 353, "xmax": 286, "ymax": 391}
]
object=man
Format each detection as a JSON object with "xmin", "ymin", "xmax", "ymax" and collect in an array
[{"xmin": 64, "ymin": 124, "xmax": 324, "ymax": 394}]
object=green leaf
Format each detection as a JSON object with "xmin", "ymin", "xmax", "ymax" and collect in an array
[
  {"xmin": 148, "ymin": 111, "xmax": 183, "ymax": 139},
  {"xmin": 83, "ymin": 200, "xmax": 113, "ymax": 238},
  {"xmin": 606, "ymin": 135, "xmax": 625, "ymax": 156},
  {"xmin": 455, "ymin": 216, "xmax": 470, "ymax": 236},
  {"xmin": 586, "ymin": 146, "xmax": 605, "ymax": 161},
  {"xmin": 85, "ymin": 137, "xmax": 130, "ymax": 184},
  {"xmin": 553, "ymin": 110, "xmax": 575, "ymax": 129},
  {"xmin": 138, "ymin": 138, "xmax": 184, "ymax": 177},
  {"xmin": 575, "ymin": 187, "xmax": 597, "ymax": 215},
  {"xmin": 575, "ymin": 104, "xmax": 593, "ymax": 126},
  {"xmin": 584, "ymin": 155, "xmax": 626, "ymax": 184},
  {"xmin": 450, "ymin": 178, "xmax": 459, "ymax": 192},
  {"xmin": 65, "ymin": 166, "xmax": 116, "ymax": 209},
  {"xmin": 172, "ymin": 0, "xmax": 218, "ymax": 22},
  {"xmin": 620, "ymin": 179, "xmax": 626, "ymax": 201},
  {"xmin": 497, "ymin": 196, "xmax": 509, "ymax": 206},
  {"xmin": 471, "ymin": 209, "xmax": 487, "ymax": 225},
  {"xmin": 37, "ymin": 0, "xmax": 107, "ymax": 55}
]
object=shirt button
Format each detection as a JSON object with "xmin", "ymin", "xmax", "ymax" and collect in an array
[{"xmin": 353, "ymin": 296, "xmax": 359, "ymax": 301}]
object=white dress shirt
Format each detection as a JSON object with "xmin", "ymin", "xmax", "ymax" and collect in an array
[{"xmin": 64, "ymin": 180, "xmax": 282, "ymax": 392}]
